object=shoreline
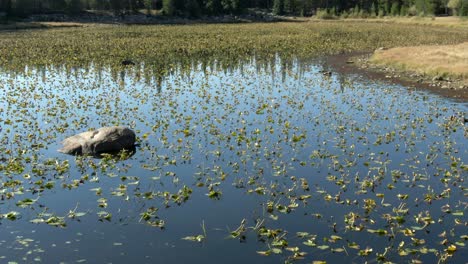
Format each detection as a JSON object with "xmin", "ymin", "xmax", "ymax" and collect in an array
[{"xmin": 324, "ymin": 52, "xmax": 468, "ymax": 102}]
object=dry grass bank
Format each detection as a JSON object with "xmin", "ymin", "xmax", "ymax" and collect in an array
[
  {"xmin": 394, "ymin": 16, "xmax": 468, "ymax": 28},
  {"xmin": 356, "ymin": 16, "xmax": 468, "ymax": 28},
  {"xmin": 370, "ymin": 42, "xmax": 468, "ymax": 85},
  {"xmin": 309, "ymin": 16, "xmax": 468, "ymax": 28}
]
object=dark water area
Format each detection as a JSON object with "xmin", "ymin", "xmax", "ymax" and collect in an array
[{"xmin": 0, "ymin": 56, "xmax": 466, "ymax": 263}]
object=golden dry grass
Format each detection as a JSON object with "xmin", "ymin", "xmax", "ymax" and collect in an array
[
  {"xmin": 370, "ymin": 42, "xmax": 468, "ymax": 84},
  {"xmin": 365, "ymin": 16, "xmax": 468, "ymax": 28},
  {"xmin": 402, "ymin": 16, "xmax": 468, "ymax": 28},
  {"xmin": 309, "ymin": 16, "xmax": 468, "ymax": 29}
]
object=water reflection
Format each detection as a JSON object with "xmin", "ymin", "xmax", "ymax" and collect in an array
[
  {"xmin": 2, "ymin": 55, "xmax": 319, "ymax": 91},
  {"xmin": 0, "ymin": 55, "xmax": 466, "ymax": 264}
]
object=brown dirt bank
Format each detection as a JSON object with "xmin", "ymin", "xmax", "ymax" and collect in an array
[{"xmin": 323, "ymin": 51, "xmax": 468, "ymax": 102}]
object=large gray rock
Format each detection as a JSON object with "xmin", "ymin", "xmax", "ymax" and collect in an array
[{"xmin": 58, "ymin": 126, "xmax": 136, "ymax": 156}]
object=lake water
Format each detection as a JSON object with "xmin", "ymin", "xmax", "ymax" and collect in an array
[{"xmin": 0, "ymin": 57, "xmax": 466, "ymax": 263}]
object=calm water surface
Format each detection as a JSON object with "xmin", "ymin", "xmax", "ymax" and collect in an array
[{"xmin": 0, "ymin": 57, "xmax": 466, "ymax": 263}]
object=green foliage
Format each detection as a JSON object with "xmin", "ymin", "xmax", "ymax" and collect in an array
[
  {"xmin": 127, "ymin": 0, "xmax": 139, "ymax": 13},
  {"xmin": 185, "ymin": 0, "xmax": 201, "ymax": 17},
  {"xmin": 162, "ymin": 0, "xmax": 176, "ymax": 15},
  {"xmin": 316, "ymin": 8, "xmax": 336, "ymax": 19},
  {"xmin": 144, "ymin": 0, "xmax": 152, "ymax": 14},
  {"xmin": 0, "ymin": 0, "xmax": 464, "ymax": 17},
  {"xmin": 205, "ymin": 0, "xmax": 222, "ymax": 15},
  {"xmin": 12, "ymin": 0, "xmax": 34, "ymax": 16},
  {"xmin": 391, "ymin": 2, "xmax": 400, "ymax": 16},
  {"xmin": 273, "ymin": 0, "xmax": 284, "ymax": 15},
  {"xmin": 452, "ymin": 0, "xmax": 468, "ymax": 15},
  {"xmin": 89, "ymin": 0, "xmax": 110, "ymax": 10},
  {"xmin": 400, "ymin": 5, "xmax": 408, "ymax": 16},
  {"xmin": 378, "ymin": 6, "xmax": 385, "ymax": 17},
  {"xmin": 408, "ymin": 5, "xmax": 418, "ymax": 15},
  {"xmin": 0, "ymin": 0, "xmax": 13, "ymax": 14},
  {"xmin": 109, "ymin": 0, "xmax": 123, "ymax": 14},
  {"xmin": 415, "ymin": 0, "xmax": 435, "ymax": 15},
  {"xmin": 65, "ymin": 0, "xmax": 83, "ymax": 14},
  {"xmin": 448, "ymin": 0, "xmax": 461, "ymax": 15},
  {"xmin": 370, "ymin": 2, "xmax": 376, "ymax": 16},
  {"xmin": 283, "ymin": 0, "xmax": 293, "ymax": 14},
  {"xmin": 221, "ymin": 0, "xmax": 241, "ymax": 14},
  {"xmin": 461, "ymin": 0, "xmax": 468, "ymax": 15}
]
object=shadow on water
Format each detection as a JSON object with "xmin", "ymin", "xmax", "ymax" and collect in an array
[{"xmin": 60, "ymin": 146, "xmax": 138, "ymax": 160}]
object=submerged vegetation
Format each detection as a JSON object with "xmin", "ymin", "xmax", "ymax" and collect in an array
[{"xmin": 0, "ymin": 21, "xmax": 467, "ymax": 263}]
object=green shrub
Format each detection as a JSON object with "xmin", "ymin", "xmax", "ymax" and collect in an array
[
  {"xmin": 340, "ymin": 10, "xmax": 349, "ymax": 18},
  {"xmin": 378, "ymin": 8, "xmax": 385, "ymax": 17},
  {"xmin": 316, "ymin": 8, "xmax": 335, "ymax": 19},
  {"xmin": 400, "ymin": 5, "xmax": 408, "ymax": 16},
  {"xmin": 162, "ymin": 0, "xmax": 176, "ymax": 16},
  {"xmin": 391, "ymin": 2, "xmax": 399, "ymax": 16},
  {"xmin": 408, "ymin": 5, "xmax": 418, "ymax": 16}
]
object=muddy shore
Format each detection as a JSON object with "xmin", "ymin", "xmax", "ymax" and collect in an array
[{"xmin": 324, "ymin": 52, "xmax": 468, "ymax": 102}]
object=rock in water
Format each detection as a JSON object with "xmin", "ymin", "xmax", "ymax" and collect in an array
[
  {"xmin": 121, "ymin": 60, "xmax": 136, "ymax": 66},
  {"xmin": 58, "ymin": 126, "xmax": 136, "ymax": 156}
]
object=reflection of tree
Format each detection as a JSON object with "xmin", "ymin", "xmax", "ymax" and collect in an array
[
  {"xmin": 1, "ymin": 54, "xmax": 316, "ymax": 96},
  {"xmin": 120, "ymin": 70, "xmax": 126, "ymax": 89},
  {"xmin": 338, "ymin": 74, "xmax": 346, "ymax": 93}
]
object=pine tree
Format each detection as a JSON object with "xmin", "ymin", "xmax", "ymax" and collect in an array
[
  {"xmin": 0, "ymin": 0, "xmax": 457, "ymax": 17},
  {"xmin": 65, "ymin": 0, "xmax": 83, "ymax": 14},
  {"xmin": 378, "ymin": 3, "xmax": 385, "ymax": 16},
  {"xmin": 390, "ymin": 2, "xmax": 399, "ymax": 15},
  {"xmin": 127, "ymin": 0, "xmax": 139, "ymax": 13},
  {"xmin": 273, "ymin": 0, "xmax": 284, "ymax": 15},
  {"xmin": 461, "ymin": 0, "xmax": 468, "ymax": 15},
  {"xmin": 109, "ymin": 0, "xmax": 124, "ymax": 15},
  {"xmin": 0, "ymin": 0, "xmax": 11, "ymax": 14},
  {"xmin": 144, "ymin": 0, "xmax": 152, "ymax": 14},
  {"xmin": 448, "ymin": 0, "xmax": 461, "ymax": 14},
  {"xmin": 205, "ymin": 0, "xmax": 222, "ymax": 15},
  {"xmin": 163, "ymin": 0, "xmax": 176, "ymax": 15},
  {"xmin": 283, "ymin": 0, "xmax": 293, "ymax": 14},
  {"xmin": 185, "ymin": 0, "xmax": 201, "ymax": 16},
  {"xmin": 400, "ymin": 4, "xmax": 408, "ymax": 15},
  {"xmin": 221, "ymin": 0, "xmax": 233, "ymax": 13},
  {"xmin": 370, "ymin": 2, "xmax": 376, "ymax": 16},
  {"xmin": 415, "ymin": 0, "xmax": 435, "ymax": 15},
  {"xmin": 90, "ymin": 0, "xmax": 109, "ymax": 10},
  {"xmin": 14, "ymin": 0, "xmax": 35, "ymax": 16}
]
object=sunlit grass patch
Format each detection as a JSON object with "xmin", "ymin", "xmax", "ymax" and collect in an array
[{"xmin": 371, "ymin": 42, "xmax": 468, "ymax": 84}]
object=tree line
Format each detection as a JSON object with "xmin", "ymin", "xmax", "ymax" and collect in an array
[{"xmin": 1, "ymin": 0, "xmax": 467, "ymax": 17}]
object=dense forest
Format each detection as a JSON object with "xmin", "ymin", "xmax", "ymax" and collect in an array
[{"xmin": 0, "ymin": 0, "xmax": 467, "ymax": 17}]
